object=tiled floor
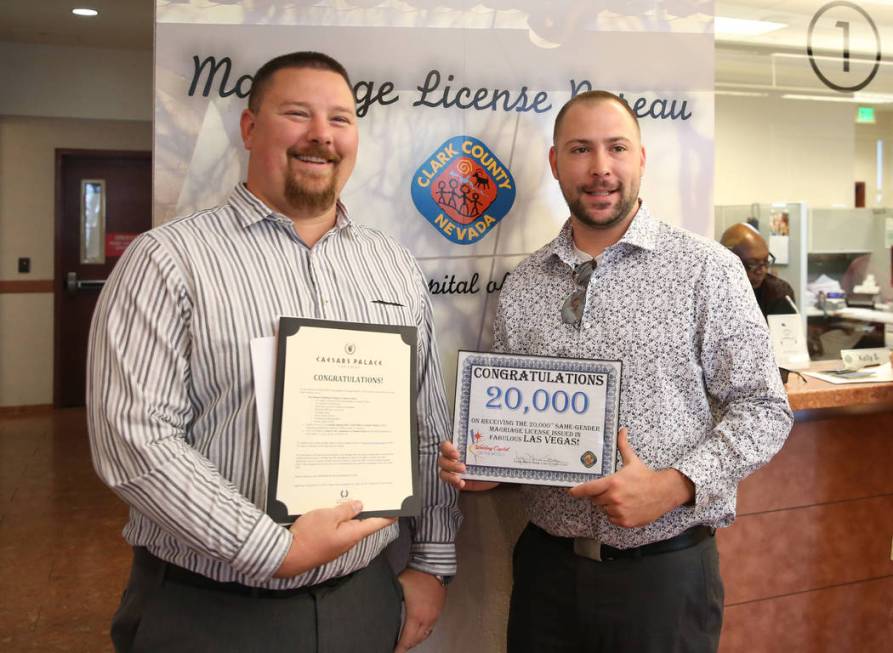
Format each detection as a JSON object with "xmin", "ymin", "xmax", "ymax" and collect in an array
[{"xmin": 0, "ymin": 409, "xmax": 130, "ymax": 652}]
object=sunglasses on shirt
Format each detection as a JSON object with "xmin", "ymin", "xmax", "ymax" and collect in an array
[{"xmin": 560, "ymin": 259, "xmax": 597, "ymax": 326}]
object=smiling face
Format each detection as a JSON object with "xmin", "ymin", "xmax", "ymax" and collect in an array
[
  {"xmin": 240, "ymin": 67, "xmax": 358, "ymax": 220},
  {"xmin": 549, "ymin": 98, "xmax": 645, "ymax": 232}
]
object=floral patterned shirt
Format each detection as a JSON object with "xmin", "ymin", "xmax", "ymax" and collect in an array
[{"xmin": 494, "ymin": 202, "xmax": 793, "ymax": 548}]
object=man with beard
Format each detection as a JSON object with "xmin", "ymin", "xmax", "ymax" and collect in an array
[
  {"xmin": 439, "ymin": 91, "xmax": 792, "ymax": 652},
  {"xmin": 720, "ymin": 222, "xmax": 796, "ymax": 318},
  {"xmin": 88, "ymin": 52, "xmax": 459, "ymax": 653}
]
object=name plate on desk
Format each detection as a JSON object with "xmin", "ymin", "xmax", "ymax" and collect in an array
[
  {"xmin": 452, "ymin": 351, "xmax": 621, "ymax": 487},
  {"xmin": 841, "ymin": 348, "xmax": 890, "ymax": 370}
]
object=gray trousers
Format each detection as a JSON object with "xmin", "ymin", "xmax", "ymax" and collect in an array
[
  {"xmin": 507, "ymin": 523, "xmax": 724, "ymax": 653},
  {"xmin": 111, "ymin": 550, "xmax": 403, "ymax": 653}
]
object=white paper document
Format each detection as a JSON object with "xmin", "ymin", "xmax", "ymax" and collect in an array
[
  {"xmin": 802, "ymin": 363, "xmax": 893, "ymax": 385},
  {"xmin": 249, "ymin": 336, "xmax": 277, "ymax": 482},
  {"xmin": 263, "ymin": 318, "xmax": 420, "ymax": 522}
]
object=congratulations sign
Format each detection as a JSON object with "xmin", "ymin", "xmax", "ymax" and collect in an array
[{"xmin": 453, "ymin": 351, "xmax": 622, "ymax": 486}]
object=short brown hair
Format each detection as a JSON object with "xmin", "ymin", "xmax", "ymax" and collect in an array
[
  {"xmin": 248, "ymin": 51, "xmax": 353, "ymax": 113},
  {"xmin": 553, "ymin": 90, "xmax": 640, "ymax": 143}
]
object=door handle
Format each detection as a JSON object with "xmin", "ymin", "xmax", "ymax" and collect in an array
[{"xmin": 66, "ymin": 272, "xmax": 105, "ymax": 293}]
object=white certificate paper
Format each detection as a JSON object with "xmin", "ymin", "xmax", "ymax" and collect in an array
[
  {"xmin": 267, "ymin": 318, "xmax": 419, "ymax": 523},
  {"xmin": 452, "ymin": 351, "xmax": 622, "ymax": 487}
]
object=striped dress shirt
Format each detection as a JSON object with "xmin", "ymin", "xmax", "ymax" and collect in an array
[{"xmin": 87, "ymin": 184, "xmax": 460, "ymax": 588}]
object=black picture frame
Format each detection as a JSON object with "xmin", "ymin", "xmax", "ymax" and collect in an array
[{"xmin": 266, "ymin": 317, "xmax": 420, "ymax": 524}]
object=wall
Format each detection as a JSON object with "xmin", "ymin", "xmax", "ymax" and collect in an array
[
  {"xmin": 419, "ymin": 489, "xmax": 527, "ymax": 652},
  {"xmin": 0, "ymin": 116, "xmax": 152, "ymax": 407},
  {"xmin": 715, "ymin": 94, "xmax": 854, "ymax": 207},
  {"xmin": 854, "ymin": 111, "xmax": 893, "ymax": 208},
  {"xmin": 0, "ymin": 37, "xmax": 152, "ymax": 407},
  {"xmin": 0, "ymin": 41, "xmax": 153, "ymax": 122}
]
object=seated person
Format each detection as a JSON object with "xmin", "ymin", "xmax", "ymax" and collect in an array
[{"xmin": 720, "ymin": 223, "xmax": 796, "ymax": 317}]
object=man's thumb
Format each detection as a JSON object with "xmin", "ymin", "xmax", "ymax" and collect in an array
[
  {"xmin": 617, "ymin": 427, "xmax": 638, "ymax": 464},
  {"xmin": 334, "ymin": 500, "xmax": 363, "ymax": 522}
]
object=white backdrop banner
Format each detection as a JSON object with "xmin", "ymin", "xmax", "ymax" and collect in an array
[{"xmin": 155, "ymin": 0, "xmax": 715, "ymax": 393}]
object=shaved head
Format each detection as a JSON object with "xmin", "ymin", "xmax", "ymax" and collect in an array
[
  {"xmin": 553, "ymin": 90, "xmax": 640, "ymax": 145},
  {"xmin": 720, "ymin": 222, "xmax": 764, "ymax": 251},
  {"xmin": 721, "ymin": 223, "xmax": 771, "ymax": 288}
]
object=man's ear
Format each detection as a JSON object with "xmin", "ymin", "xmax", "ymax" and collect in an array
[
  {"xmin": 548, "ymin": 146, "xmax": 559, "ymax": 180},
  {"xmin": 240, "ymin": 108, "xmax": 256, "ymax": 150}
]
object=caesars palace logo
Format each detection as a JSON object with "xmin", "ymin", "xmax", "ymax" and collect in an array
[{"xmin": 411, "ymin": 136, "xmax": 516, "ymax": 244}]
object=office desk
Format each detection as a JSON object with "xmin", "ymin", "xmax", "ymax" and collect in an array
[{"xmin": 718, "ymin": 361, "xmax": 893, "ymax": 652}]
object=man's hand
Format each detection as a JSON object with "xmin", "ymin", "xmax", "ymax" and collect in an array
[
  {"xmin": 273, "ymin": 501, "xmax": 395, "ymax": 578},
  {"xmin": 438, "ymin": 441, "xmax": 500, "ymax": 491},
  {"xmin": 394, "ymin": 568, "xmax": 446, "ymax": 653},
  {"xmin": 568, "ymin": 428, "xmax": 694, "ymax": 528}
]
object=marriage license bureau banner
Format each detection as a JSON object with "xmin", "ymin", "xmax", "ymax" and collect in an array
[{"xmin": 154, "ymin": 0, "xmax": 715, "ymax": 391}]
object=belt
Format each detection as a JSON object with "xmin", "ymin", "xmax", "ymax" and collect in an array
[
  {"xmin": 531, "ymin": 523, "xmax": 714, "ymax": 562},
  {"xmin": 133, "ymin": 547, "xmax": 354, "ymax": 599}
]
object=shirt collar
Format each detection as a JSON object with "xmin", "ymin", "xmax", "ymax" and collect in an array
[
  {"xmin": 617, "ymin": 200, "xmax": 659, "ymax": 252},
  {"xmin": 228, "ymin": 184, "xmax": 352, "ymax": 231},
  {"xmin": 549, "ymin": 199, "xmax": 659, "ymax": 267}
]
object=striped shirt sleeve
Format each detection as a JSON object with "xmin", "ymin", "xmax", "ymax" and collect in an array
[
  {"xmin": 406, "ymin": 260, "xmax": 461, "ymax": 575},
  {"xmin": 86, "ymin": 232, "xmax": 292, "ymax": 581}
]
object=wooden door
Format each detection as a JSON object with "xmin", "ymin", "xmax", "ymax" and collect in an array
[{"xmin": 54, "ymin": 150, "xmax": 152, "ymax": 408}]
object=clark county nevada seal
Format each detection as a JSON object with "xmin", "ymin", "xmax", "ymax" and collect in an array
[{"xmin": 411, "ymin": 136, "xmax": 516, "ymax": 244}]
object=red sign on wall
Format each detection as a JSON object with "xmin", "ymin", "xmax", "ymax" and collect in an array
[{"xmin": 106, "ymin": 233, "xmax": 139, "ymax": 257}]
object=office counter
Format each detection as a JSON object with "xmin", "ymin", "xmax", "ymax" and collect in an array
[
  {"xmin": 804, "ymin": 306, "xmax": 893, "ymax": 324},
  {"xmin": 786, "ymin": 360, "xmax": 893, "ymax": 411},
  {"xmin": 717, "ymin": 362, "xmax": 893, "ymax": 652}
]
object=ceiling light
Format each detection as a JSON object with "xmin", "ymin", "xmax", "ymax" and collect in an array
[
  {"xmin": 855, "ymin": 92, "xmax": 893, "ymax": 104},
  {"xmin": 72, "ymin": 8, "xmax": 98, "ymax": 17},
  {"xmin": 773, "ymin": 52, "xmax": 891, "ymax": 67},
  {"xmin": 782, "ymin": 94, "xmax": 853, "ymax": 103},
  {"xmin": 715, "ymin": 90, "xmax": 769, "ymax": 98},
  {"xmin": 715, "ymin": 17, "xmax": 786, "ymax": 36},
  {"xmin": 782, "ymin": 93, "xmax": 893, "ymax": 104}
]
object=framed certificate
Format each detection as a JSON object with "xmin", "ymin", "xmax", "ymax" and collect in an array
[
  {"xmin": 452, "ymin": 351, "xmax": 621, "ymax": 487},
  {"xmin": 266, "ymin": 317, "xmax": 420, "ymax": 523}
]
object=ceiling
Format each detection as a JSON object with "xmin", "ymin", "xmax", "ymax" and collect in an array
[
  {"xmin": 717, "ymin": 0, "xmax": 893, "ymax": 51},
  {"xmin": 2, "ymin": 0, "xmax": 892, "ymax": 100},
  {"xmin": 716, "ymin": 1, "xmax": 893, "ymax": 101},
  {"xmin": 0, "ymin": 0, "xmax": 154, "ymax": 50}
]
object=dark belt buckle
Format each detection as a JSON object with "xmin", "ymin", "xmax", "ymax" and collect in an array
[{"xmin": 573, "ymin": 537, "xmax": 603, "ymax": 562}]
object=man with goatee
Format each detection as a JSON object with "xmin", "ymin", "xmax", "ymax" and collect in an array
[
  {"xmin": 440, "ymin": 91, "xmax": 792, "ymax": 653},
  {"xmin": 88, "ymin": 52, "xmax": 459, "ymax": 653}
]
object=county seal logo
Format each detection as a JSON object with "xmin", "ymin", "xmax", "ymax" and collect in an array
[{"xmin": 411, "ymin": 136, "xmax": 516, "ymax": 244}]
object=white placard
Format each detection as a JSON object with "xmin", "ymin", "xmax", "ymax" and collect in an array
[
  {"xmin": 840, "ymin": 347, "xmax": 891, "ymax": 370},
  {"xmin": 768, "ymin": 314, "xmax": 810, "ymax": 370}
]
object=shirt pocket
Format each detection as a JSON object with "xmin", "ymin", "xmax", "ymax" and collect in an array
[{"xmin": 363, "ymin": 299, "xmax": 416, "ymax": 328}]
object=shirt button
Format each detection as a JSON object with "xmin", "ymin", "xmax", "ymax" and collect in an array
[{"xmin": 584, "ymin": 322, "xmax": 591, "ymax": 330}]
